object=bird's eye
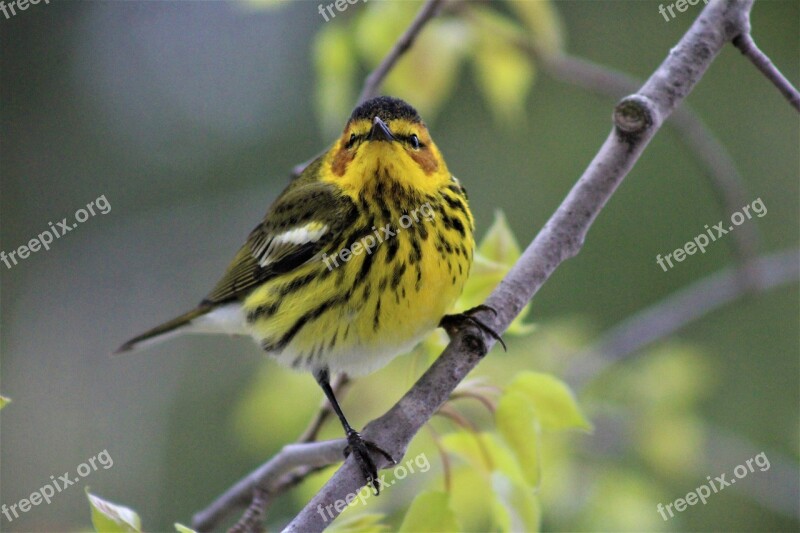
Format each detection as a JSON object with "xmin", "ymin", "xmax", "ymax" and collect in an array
[
  {"xmin": 347, "ymin": 133, "xmax": 357, "ymax": 149},
  {"xmin": 409, "ymin": 134, "xmax": 420, "ymax": 150}
]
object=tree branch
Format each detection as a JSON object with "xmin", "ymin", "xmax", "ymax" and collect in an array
[
  {"xmin": 732, "ymin": 32, "xmax": 800, "ymax": 112},
  {"xmin": 283, "ymin": 1, "xmax": 757, "ymax": 531},
  {"xmin": 565, "ymin": 248, "xmax": 800, "ymax": 390}
]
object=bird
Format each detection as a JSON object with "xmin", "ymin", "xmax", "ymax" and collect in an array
[{"xmin": 116, "ymin": 95, "xmax": 501, "ymax": 492}]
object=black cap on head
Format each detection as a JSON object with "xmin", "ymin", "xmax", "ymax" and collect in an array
[{"xmin": 349, "ymin": 96, "xmax": 421, "ymax": 124}]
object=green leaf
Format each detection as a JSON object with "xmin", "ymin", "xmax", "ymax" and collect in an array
[
  {"xmin": 398, "ymin": 490, "xmax": 460, "ymax": 533},
  {"xmin": 441, "ymin": 431, "xmax": 527, "ymax": 488},
  {"xmin": 447, "ymin": 466, "xmax": 499, "ymax": 532},
  {"xmin": 465, "ymin": 8, "xmax": 535, "ymax": 125},
  {"xmin": 232, "ymin": 364, "xmax": 320, "ymax": 455},
  {"xmin": 507, "ymin": 0, "xmax": 565, "ymax": 56},
  {"xmin": 495, "ymin": 390, "xmax": 540, "ymax": 487},
  {"xmin": 472, "ymin": 38, "xmax": 535, "ymax": 125},
  {"xmin": 416, "ymin": 329, "xmax": 449, "ymax": 361},
  {"xmin": 326, "ymin": 513, "xmax": 389, "ymax": 533},
  {"xmin": 577, "ymin": 469, "xmax": 668, "ymax": 531},
  {"xmin": 491, "ymin": 472, "xmax": 541, "ymax": 532},
  {"xmin": 354, "ymin": 2, "xmax": 469, "ymax": 118},
  {"xmin": 441, "ymin": 431, "xmax": 492, "ymax": 472},
  {"xmin": 314, "ymin": 25, "xmax": 357, "ymax": 137},
  {"xmin": 0, "ymin": 395, "xmax": 10, "ymax": 410},
  {"xmin": 174, "ymin": 524, "xmax": 198, "ymax": 533},
  {"xmin": 477, "ymin": 210, "xmax": 521, "ymax": 265},
  {"xmin": 384, "ymin": 19, "xmax": 468, "ymax": 119},
  {"xmin": 458, "ymin": 254, "xmax": 507, "ymax": 309},
  {"xmin": 459, "ymin": 211, "xmax": 533, "ymax": 335},
  {"xmin": 87, "ymin": 489, "xmax": 141, "ymax": 532},
  {"xmin": 353, "ymin": 0, "xmax": 413, "ymax": 65},
  {"xmin": 633, "ymin": 345, "xmax": 715, "ymax": 408},
  {"xmin": 508, "ymin": 372, "xmax": 592, "ymax": 432},
  {"xmin": 638, "ymin": 413, "xmax": 706, "ymax": 477}
]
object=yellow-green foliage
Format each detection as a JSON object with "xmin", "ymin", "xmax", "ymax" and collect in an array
[{"xmin": 312, "ymin": 0, "xmax": 564, "ymax": 136}]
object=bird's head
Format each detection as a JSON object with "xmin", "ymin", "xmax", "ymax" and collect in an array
[{"xmin": 322, "ymin": 96, "xmax": 451, "ymax": 195}]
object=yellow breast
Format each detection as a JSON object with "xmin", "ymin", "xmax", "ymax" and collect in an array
[{"xmin": 243, "ymin": 177, "xmax": 474, "ymax": 376}]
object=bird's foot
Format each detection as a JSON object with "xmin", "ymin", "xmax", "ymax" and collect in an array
[
  {"xmin": 344, "ymin": 429, "xmax": 395, "ymax": 495},
  {"xmin": 439, "ymin": 304, "xmax": 506, "ymax": 351}
]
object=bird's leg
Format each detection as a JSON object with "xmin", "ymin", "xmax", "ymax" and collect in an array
[
  {"xmin": 439, "ymin": 304, "xmax": 507, "ymax": 351},
  {"xmin": 313, "ymin": 368, "xmax": 395, "ymax": 494}
]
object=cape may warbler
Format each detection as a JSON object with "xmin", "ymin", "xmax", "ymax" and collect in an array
[{"xmin": 117, "ymin": 96, "xmax": 499, "ymax": 490}]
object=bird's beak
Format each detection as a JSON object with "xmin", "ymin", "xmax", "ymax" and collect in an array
[{"xmin": 368, "ymin": 116, "xmax": 395, "ymax": 143}]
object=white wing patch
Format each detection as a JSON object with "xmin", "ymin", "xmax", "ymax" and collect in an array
[
  {"xmin": 254, "ymin": 222, "xmax": 329, "ymax": 267},
  {"xmin": 273, "ymin": 223, "xmax": 329, "ymax": 246}
]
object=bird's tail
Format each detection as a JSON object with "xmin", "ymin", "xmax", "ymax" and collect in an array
[{"xmin": 115, "ymin": 305, "xmax": 214, "ymax": 354}]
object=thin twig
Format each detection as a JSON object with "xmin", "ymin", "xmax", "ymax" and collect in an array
[
  {"xmin": 565, "ymin": 248, "xmax": 800, "ymax": 390},
  {"xmin": 226, "ymin": 487, "xmax": 267, "ymax": 533},
  {"xmin": 449, "ymin": 390, "xmax": 497, "ymax": 414},
  {"xmin": 357, "ymin": 0, "xmax": 444, "ymax": 105},
  {"xmin": 436, "ymin": 404, "xmax": 481, "ymax": 434},
  {"xmin": 436, "ymin": 406, "xmax": 494, "ymax": 471},
  {"xmin": 732, "ymin": 33, "xmax": 800, "ymax": 112},
  {"xmin": 282, "ymin": 3, "xmax": 758, "ymax": 530},
  {"xmin": 425, "ymin": 425, "xmax": 453, "ymax": 493}
]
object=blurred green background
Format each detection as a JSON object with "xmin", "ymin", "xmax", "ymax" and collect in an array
[{"xmin": 1, "ymin": 0, "xmax": 797, "ymax": 531}]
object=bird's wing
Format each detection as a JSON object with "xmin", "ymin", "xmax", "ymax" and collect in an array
[{"xmin": 202, "ymin": 181, "xmax": 356, "ymax": 305}]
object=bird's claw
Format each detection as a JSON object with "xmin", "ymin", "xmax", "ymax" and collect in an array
[
  {"xmin": 344, "ymin": 430, "xmax": 395, "ymax": 495},
  {"xmin": 439, "ymin": 304, "xmax": 507, "ymax": 351}
]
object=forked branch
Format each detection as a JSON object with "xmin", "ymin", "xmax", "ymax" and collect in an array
[{"xmin": 732, "ymin": 32, "xmax": 800, "ymax": 111}]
